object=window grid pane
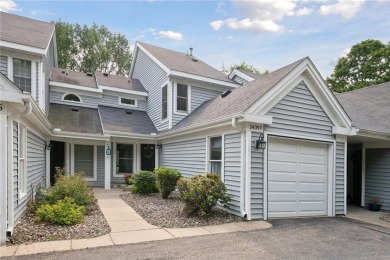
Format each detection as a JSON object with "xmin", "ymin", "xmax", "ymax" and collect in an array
[
  {"xmin": 64, "ymin": 94, "xmax": 81, "ymax": 102},
  {"xmin": 162, "ymin": 85, "xmax": 168, "ymax": 119},
  {"xmin": 210, "ymin": 136, "xmax": 222, "ymax": 160},
  {"xmin": 74, "ymin": 145, "xmax": 94, "ymax": 178},
  {"xmin": 121, "ymin": 98, "xmax": 135, "ymax": 105},
  {"xmin": 13, "ymin": 58, "xmax": 31, "ymax": 92},
  {"xmin": 116, "ymin": 144, "xmax": 133, "ymax": 173}
]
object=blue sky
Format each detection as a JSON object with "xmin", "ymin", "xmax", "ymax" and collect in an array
[{"xmin": 2, "ymin": 0, "xmax": 389, "ymax": 77}]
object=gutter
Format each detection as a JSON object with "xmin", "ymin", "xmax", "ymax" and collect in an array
[{"xmin": 7, "ymin": 98, "xmax": 32, "ymax": 235}]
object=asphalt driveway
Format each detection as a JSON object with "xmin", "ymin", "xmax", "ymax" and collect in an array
[{"xmin": 5, "ymin": 217, "xmax": 390, "ymax": 260}]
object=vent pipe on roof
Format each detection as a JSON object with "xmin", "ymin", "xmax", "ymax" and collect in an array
[{"xmin": 189, "ymin": 47, "xmax": 193, "ymax": 56}]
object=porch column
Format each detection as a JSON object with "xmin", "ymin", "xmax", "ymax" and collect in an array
[
  {"xmin": 0, "ymin": 103, "xmax": 7, "ymax": 244},
  {"xmin": 104, "ymin": 141, "xmax": 111, "ymax": 190}
]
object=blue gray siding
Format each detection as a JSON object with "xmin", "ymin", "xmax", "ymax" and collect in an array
[
  {"xmin": 14, "ymin": 128, "xmax": 46, "ymax": 222},
  {"xmin": 159, "ymin": 138, "xmax": 206, "ymax": 178},
  {"xmin": 43, "ymin": 37, "xmax": 56, "ymax": 115},
  {"xmin": 50, "ymin": 91, "xmax": 147, "ymax": 111},
  {"xmin": 251, "ymin": 132, "xmax": 263, "ymax": 219},
  {"xmin": 88, "ymin": 146, "xmax": 105, "ymax": 187},
  {"xmin": 0, "ymin": 55, "xmax": 7, "ymax": 76},
  {"xmin": 365, "ymin": 148, "xmax": 390, "ymax": 210},
  {"xmin": 335, "ymin": 142, "xmax": 346, "ymax": 215},
  {"xmin": 36, "ymin": 62, "xmax": 39, "ymax": 104},
  {"xmin": 132, "ymin": 49, "xmax": 169, "ymax": 131},
  {"xmin": 266, "ymin": 83, "xmax": 333, "ymax": 140},
  {"xmin": 224, "ymin": 133, "xmax": 241, "ymax": 215}
]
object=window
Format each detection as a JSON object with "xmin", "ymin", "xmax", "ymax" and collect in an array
[
  {"xmin": 18, "ymin": 124, "xmax": 27, "ymax": 198},
  {"xmin": 63, "ymin": 94, "xmax": 81, "ymax": 102},
  {"xmin": 176, "ymin": 84, "xmax": 188, "ymax": 113},
  {"xmin": 115, "ymin": 143, "xmax": 133, "ymax": 174},
  {"xmin": 162, "ymin": 85, "xmax": 168, "ymax": 120},
  {"xmin": 74, "ymin": 145, "xmax": 95, "ymax": 179},
  {"xmin": 209, "ymin": 136, "xmax": 222, "ymax": 176},
  {"xmin": 119, "ymin": 97, "xmax": 136, "ymax": 106},
  {"xmin": 13, "ymin": 58, "xmax": 31, "ymax": 92}
]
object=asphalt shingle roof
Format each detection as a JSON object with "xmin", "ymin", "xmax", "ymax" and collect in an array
[
  {"xmin": 51, "ymin": 68, "xmax": 98, "ymax": 88},
  {"xmin": 171, "ymin": 57, "xmax": 306, "ymax": 131},
  {"xmin": 98, "ymin": 106, "xmax": 157, "ymax": 135},
  {"xmin": 336, "ymin": 82, "xmax": 390, "ymax": 134},
  {"xmin": 48, "ymin": 104, "xmax": 103, "ymax": 134},
  {"xmin": 139, "ymin": 42, "xmax": 236, "ymax": 84},
  {"xmin": 95, "ymin": 72, "xmax": 146, "ymax": 92},
  {"xmin": 0, "ymin": 12, "xmax": 54, "ymax": 49}
]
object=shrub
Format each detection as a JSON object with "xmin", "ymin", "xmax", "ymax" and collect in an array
[
  {"xmin": 177, "ymin": 173, "xmax": 231, "ymax": 217},
  {"xmin": 131, "ymin": 171, "xmax": 159, "ymax": 194},
  {"xmin": 123, "ymin": 174, "xmax": 135, "ymax": 185},
  {"xmin": 155, "ymin": 167, "xmax": 182, "ymax": 199},
  {"xmin": 36, "ymin": 197, "xmax": 85, "ymax": 225},
  {"xmin": 44, "ymin": 172, "xmax": 96, "ymax": 212}
]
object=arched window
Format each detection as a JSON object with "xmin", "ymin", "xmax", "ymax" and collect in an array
[{"xmin": 63, "ymin": 93, "xmax": 82, "ymax": 103}]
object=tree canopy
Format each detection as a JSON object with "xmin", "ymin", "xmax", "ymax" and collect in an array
[
  {"xmin": 222, "ymin": 61, "xmax": 269, "ymax": 75},
  {"xmin": 326, "ymin": 39, "xmax": 390, "ymax": 93},
  {"xmin": 54, "ymin": 21, "xmax": 132, "ymax": 76}
]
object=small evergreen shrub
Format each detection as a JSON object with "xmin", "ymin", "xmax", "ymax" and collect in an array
[
  {"xmin": 36, "ymin": 197, "xmax": 85, "ymax": 225},
  {"xmin": 44, "ymin": 171, "xmax": 96, "ymax": 212},
  {"xmin": 177, "ymin": 173, "xmax": 231, "ymax": 217},
  {"xmin": 131, "ymin": 171, "xmax": 159, "ymax": 194},
  {"xmin": 154, "ymin": 167, "xmax": 182, "ymax": 199}
]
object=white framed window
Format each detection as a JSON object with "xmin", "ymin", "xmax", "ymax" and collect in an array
[
  {"xmin": 62, "ymin": 93, "xmax": 82, "ymax": 103},
  {"xmin": 162, "ymin": 84, "xmax": 168, "ymax": 120},
  {"xmin": 18, "ymin": 124, "xmax": 27, "ymax": 198},
  {"xmin": 119, "ymin": 97, "xmax": 136, "ymax": 107},
  {"xmin": 13, "ymin": 58, "xmax": 31, "ymax": 92},
  {"xmin": 208, "ymin": 136, "xmax": 223, "ymax": 179},
  {"xmin": 74, "ymin": 144, "xmax": 97, "ymax": 181},
  {"xmin": 113, "ymin": 143, "xmax": 136, "ymax": 177},
  {"xmin": 174, "ymin": 83, "xmax": 190, "ymax": 114}
]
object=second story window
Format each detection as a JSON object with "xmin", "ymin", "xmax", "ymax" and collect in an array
[
  {"xmin": 162, "ymin": 84, "xmax": 167, "ymax": 120},
  {"xmin": 63, "ymin": 93, "xmax": 82, "ymax": 103},
  {"xmin": 119, "ymin": 97, "xmax": 136, "ymax": 106},
  {"xmin": 176, "ymin": 84, "xmax": 188, "ymax": 113},
  {"xmin": 13, "ymin": 58, "xmax": 31, "ymax": 92}
]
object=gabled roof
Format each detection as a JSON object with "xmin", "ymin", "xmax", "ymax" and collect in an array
[
  {"xmin": 336, "ymin": 82, "xmax": 390, "ymax": 134},
  {"xmin": 51, "ymin": 68, "xmax": 98, "ymax": 89},
  {"xmin": 0, "ymin": 12, "xmax": 54, "ymax": 50},
  {"xmin": 171, "ymin": 58, "xmax": 306, "ymax": 131},
  {"xmin": 137, "ymin": 42, "xmax": 236, "ymax": 84},
  {"xmin": 48, "ymin": 104, "xmax": 103, "ymax": 134},
  {"xmin": 95, "ymin": 72, "xmax": 146, "ymax": 92},
  {"xmin": 98, "ymin": 106, "xmax": 157, "ymax": 135}
]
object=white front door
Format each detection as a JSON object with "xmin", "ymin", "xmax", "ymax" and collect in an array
[{"xmin": 268, "ymin": 136, "xmax": 328, "ymax": 218}]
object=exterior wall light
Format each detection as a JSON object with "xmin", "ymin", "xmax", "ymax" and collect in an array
[
  {"xmin": 45, "ymin": 141, "xmax": 52, "ymax": 151},
  {"xmin": 256, "ymin": 134, "xmax": 267, "ymax": 149},
  {"xmin": 157, "ymin": 143, "xmax": 162, "ymax": 150},
  {"xmin": 106, "ymin": 145, "xmax": 112, "ymax": 155}
]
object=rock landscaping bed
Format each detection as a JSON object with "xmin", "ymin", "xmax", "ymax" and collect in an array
[
  {"xmin": 120, "ymin": 191, "xmax": 244, "ymax": 228},
  {"xmin": 379, "ymin": 214, "xmax": 390, "ymax": 222},
  {"xmin": 7, "ymin": 207, "xmax": 110, "ymax": 245}
]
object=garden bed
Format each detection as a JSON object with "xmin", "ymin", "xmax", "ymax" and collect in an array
[
  {"xmin": 7, "ymin": 206, "xmax": 110, "ymax": 245},
  {"xmin": 120, "ymin": 191, "xmax": 244, "ymax": 228}
]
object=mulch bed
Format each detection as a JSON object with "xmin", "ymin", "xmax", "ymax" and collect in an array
[
  {"xmin": 7, "ymin": 207, "xmax": 110, "ymax": 245},
  {"xmin": 120, "ymin": 191, "xmax": 244, "ymax": 228}
]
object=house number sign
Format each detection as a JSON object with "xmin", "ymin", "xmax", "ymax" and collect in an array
[{"xmin": 250, "ymin": 124, "xmax": 262, "ymax": 130}]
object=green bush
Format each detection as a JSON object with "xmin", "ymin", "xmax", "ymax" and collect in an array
[
  {"xmin": 36, "ymin": 197, "xmax": 85, "ymax": 225},
  {"xmin": 155, "ymin": 167, "xmax": 182, "ymax": 199},
  {"xmin": 177, "ymin": 173, "xmax": 231, "ymax": 217},
  {"xmin": 131, "ymin": 171, "xmax": 159, "ymax": 194},
  {"xmin": 123, "ymin": 174, "xmax": 135, "ymax": 185},
  {"xmin": 44, "ymin": 172, "xmax": 96, "ymax": 212}
]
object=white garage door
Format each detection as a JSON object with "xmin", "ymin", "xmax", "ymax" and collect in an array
[{"xmin": 268, "ymin": 137, "xmax": 328, "ymax": 218}]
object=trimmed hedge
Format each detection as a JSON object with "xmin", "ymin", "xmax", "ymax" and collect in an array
[{"xmin": 155, "ymin": 167, "xmax": 182, "ymax": 199}]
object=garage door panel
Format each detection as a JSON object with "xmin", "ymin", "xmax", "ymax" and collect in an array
[{"xmin": 268, "ymin": 137, "xmax": 328, "ymax": 218}]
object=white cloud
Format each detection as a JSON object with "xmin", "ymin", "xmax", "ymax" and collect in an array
[
  {"xmin": 233, "ymin": 0, "xmax": 297, "ymax": 20},
  {"xmin": 319, "ymin": 0, "xmax": 365, "ymax": 19},
  {"xmin": 376, "ymin": 0, "xmax": 388, "ymax": 3},
  {"xmin": 210, "ymin": 20, "xmax": 225, "ymax": 31},
  {"xmin": 224, "ymin": 18, "xmax": 284, "ymax": 33},
  {"xmin": 30, "ymin": 10, "xmax": 56, "ymax": 16},
  {"xmin": 215, "ymin": 1, "xmax": 227, "ymax": 15},
  {"xmin": 158, "ymin": 30, "xmax": 183, "ymax": 41},
  {"xmin": 339, "ymin": 47, "xmax": 351, "ymax": 58},
  {"xmin": 296, "ymin": 7, "xmax": 312, "ymax": 16},
  {"xmin": 0, "ymin": 0, "xmax": 19, "ymax": 12}
]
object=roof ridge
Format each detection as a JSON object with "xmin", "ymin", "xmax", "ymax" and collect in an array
[
  {"xmin": 336, "ymin": 81, "xmax": 390, "ymax": 96},
  {"xmin": 0, "ymin": 11, "xmax": 54, "ymax": 27},
  {"xmin": 138, "ymin": 41, "xmax": 188, "ymax": 56}
]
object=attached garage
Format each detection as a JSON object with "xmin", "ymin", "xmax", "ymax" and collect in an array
[{"xmin": 267, "ymin": 136, "xmax": 329, "ymax": 218}]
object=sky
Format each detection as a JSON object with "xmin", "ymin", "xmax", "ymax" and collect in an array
[{"xmin": 1, "ymin": 0, "xmax": 389, "ymax": 77}]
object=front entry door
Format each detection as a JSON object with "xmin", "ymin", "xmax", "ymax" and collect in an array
[
  {"xmin": 141, "ymin": 144, "xmax": 155, "ymax": 171},
  {"xmin": 50, "ymin": 141, "xmax": 65, "ymax": 185}
]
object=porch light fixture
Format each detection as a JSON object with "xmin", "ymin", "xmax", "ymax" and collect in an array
[
  {"xmin": 157, "ymin": 143, "xmax": 162, "ymax": 150},
  {"xmin": 106, "ymin": 145, "xmax": 112, "ymax": 155},
  {"xmin": 255, "ymin": 134, "xmax": 267, "ymax": 149},
  {"xmin": 45, "ymin": 141, "xmax": 52, "ymax": 151}
]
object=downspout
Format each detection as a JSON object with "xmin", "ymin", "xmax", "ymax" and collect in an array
[
  {"xmin": 6, "ymin": 98, "xmax": 32, "ymax": 234},
  {"xmin": 232, "ymin": 118, "xmax": 247, "ymax": 218}
]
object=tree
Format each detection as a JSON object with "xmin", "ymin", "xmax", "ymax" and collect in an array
[
  {"xmin": 326, "ymin": 39, "xmax": 390, "ymax": 93},
  {"xmin": 222, "ymin": 61, "xmax": 269, "ymax": 75},
  {"xmin": 53, "ymin": 21, "xmax": 132, "ymax": 76}
]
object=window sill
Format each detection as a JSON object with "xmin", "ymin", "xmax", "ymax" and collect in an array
[
  {"xmin": 174, "ymin": 110, "xmax": 189, "ymax": 116},
  {"xmin": 85, "ymin": 177, "xmax": 97, "ymax": 182}
]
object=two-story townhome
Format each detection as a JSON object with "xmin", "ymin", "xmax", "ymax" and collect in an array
[{"xmin": 1, "ymin": 12, "xmax": 389, "ymax": 245}]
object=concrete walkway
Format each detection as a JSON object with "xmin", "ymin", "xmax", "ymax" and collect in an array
[
  {"xmin": 1, "ymin": 188, "xmax": 272, "ymax": 257},
  {"xmin": 346, "ymin": 205, "xmax": 390, "ymax": 229}
]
